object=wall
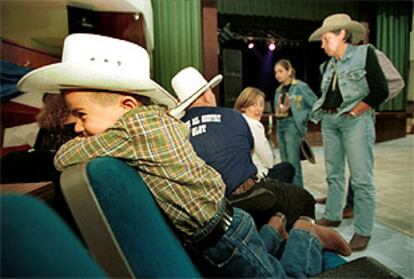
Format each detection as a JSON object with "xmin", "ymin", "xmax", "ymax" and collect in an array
[{"xmin": 0, "ymin": 1, "xmax": 68, "ymax": 56}]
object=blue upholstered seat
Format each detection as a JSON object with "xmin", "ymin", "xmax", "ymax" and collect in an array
[
  {"xmin": 1, "ymin": 194, "xmax": 106, "ymax": 278},
  {"xmin": 60, "ymin": 157, "xmax": 201, "ymax": 278}
]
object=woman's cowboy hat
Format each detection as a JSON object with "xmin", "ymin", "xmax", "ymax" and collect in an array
[
  {"xmin": 169, "ymin": 67, "xmax": 222, "ymax": 118},
  {"xmin": 308, "ymin": 13, "xmax": 366, "ymax": 44},
  {"xmin": 17, "ymin": 34, "xmax": 177, "ymax": 109}
]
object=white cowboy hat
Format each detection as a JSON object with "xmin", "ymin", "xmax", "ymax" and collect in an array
[
  {"xmin": 308, "ymin": 13, "xmax": 366, "ymax": 44},
  {"xmin": 169, "ymin": 67, "xmax": 222, "ymax": 118},
  {"xmin": 17, "ymin": 33, "xmax": 177, "ymax": 109}
]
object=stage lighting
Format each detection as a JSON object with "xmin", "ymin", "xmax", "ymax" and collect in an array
[
  {"xmin": 268, "ymin": 42, "xmax": 276, "ymax": 51},
  {"xmin": 248, "ymin": 42, "xmax": 255, "ymax": 49}
]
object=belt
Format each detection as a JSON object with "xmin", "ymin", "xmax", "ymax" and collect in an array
[
  {"xmin": 187, "ymin": 200, "xmax": 234, "ymax": 251},
  {"xmin": 323, "ymin": 108, "xmax": 338, "ymax": 114},
  {"xmin": 231, "ymin": 178, "xmax": 256, "ymax": 196}
]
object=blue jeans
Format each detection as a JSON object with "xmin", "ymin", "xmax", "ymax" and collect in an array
[
  {"xmin": 277, "ymin": 117, "xmax": 303, "ymax": 187},
  {"xmin": 192, "ymin": 208, "xmax": 323, "ymax": 278},
  {"xmin": 321, "ymin": 111, "xmax": 376, "ymax": 236}
]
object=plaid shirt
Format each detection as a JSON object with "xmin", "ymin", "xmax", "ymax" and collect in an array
[{"xmin": 54, "ymin": 105, "xmax": 225, "ymax": 235}]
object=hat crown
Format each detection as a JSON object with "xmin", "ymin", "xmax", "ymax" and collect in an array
[
  {"xmin": 171, "ymin": 67, "xmax": 209, "ymax": 102},
  {"xmin": 62, "ymin": 34, "xmax": 149, "ymax": 78},
  {"xmin": 322, "ymin": 13, "xmax": 352, "ymax": 28}
]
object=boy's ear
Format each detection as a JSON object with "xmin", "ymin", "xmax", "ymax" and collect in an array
[{"xmin": 120, "ymin": 96, "xmax": 140, "ymax": 111}]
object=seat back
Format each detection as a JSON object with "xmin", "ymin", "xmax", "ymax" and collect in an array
[
  {"xmin": 60, "ymin": 157, "xmax": 201, "ymax": 278},
  {"xmin": 1, "ymin": 194, "xmax": 106, "ymax": 278}
]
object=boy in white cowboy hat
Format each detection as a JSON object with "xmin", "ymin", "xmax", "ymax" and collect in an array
[
  {"xmin": 169, "ymin": 66, "xmax": 351, "ymax": 276},
  {"xmin": 308, "ymin": 13, "xmax": 388, "ymax": 251},
  {"xmin": 18, "ymin": 34, "xmax": 351, "ymax": 277}
]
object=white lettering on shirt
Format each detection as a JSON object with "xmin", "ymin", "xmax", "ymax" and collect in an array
[
  {"xmin": 191, "ymin": 124, "xmax": 206, "ymax": 136},
  {"xmin": 187, "ymin": 114, "xmax": 221, "ymax": 137},
  {"xmin": 192, "ymin": 117, "xmax": 200, "ymax": 125},
  {"xmin": 201, "ymin": 114, "xmax": 221, "ymax": 123}
]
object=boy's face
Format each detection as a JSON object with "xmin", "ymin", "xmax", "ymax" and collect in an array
[{"xmin": 64, "ymin": 91, "xmax": 126, "ymax": 137}]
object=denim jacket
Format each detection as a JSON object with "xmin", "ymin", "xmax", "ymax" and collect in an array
[
  {"xmin": 311, "ymin": 44, "xmax": 369, "ymax": 123},
  {"xmin": 274, "ymin": 79, "xmax": 317, "ymax": 138}
]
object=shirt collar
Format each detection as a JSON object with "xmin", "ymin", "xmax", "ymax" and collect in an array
[
  {"xmin": 338, "ymin": 44, "xmax": 354, "ymax": 63},
  {"xmin": 277, "ymin": 78, "xmax": 297, "ymax": 91}
]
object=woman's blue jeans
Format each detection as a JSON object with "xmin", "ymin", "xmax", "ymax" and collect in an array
[
  {"xmin": 198, "ymin": 208, "xmax": 323, "ymax": 278},
  {"xmin": 277, "ymin": 117, "xmax": 303, "ymax": 187},
  {"xmin": 321, "ymin": 111, "xmax": 376, "ymax": 236}
]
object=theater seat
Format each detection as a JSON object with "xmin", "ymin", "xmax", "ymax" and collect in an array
[
  {"xmin": 60, "ymin": 157, "xmax": 347, "ymax": 278},
  {"xmin": 1, "ymin": 194, "xmax": 106, "ymax": 278},
  {"xmin": 60, "ymin": 157, "xmax": 201, "ymax": 278}
]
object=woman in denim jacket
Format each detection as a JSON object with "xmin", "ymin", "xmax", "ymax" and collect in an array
[
  {"xmin": 274, "ymin": 59, "xmax": 317, "ymax": 187},
  {"xmin": 308, "ymin": 13, "xmax": 388, "ymax": 251}
]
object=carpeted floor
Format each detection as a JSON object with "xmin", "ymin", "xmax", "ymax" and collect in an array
[{"xmin": 300, "ymin": 134, "xmax": 414, "ymax": 238}]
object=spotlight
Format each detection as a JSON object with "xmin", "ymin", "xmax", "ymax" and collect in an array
[
  {"xmin": 268, "ymin": 42, "xmax": 276, "ymax": 51},
  {"xmin": 248, "ymin": 42, "xmax": 255, "ymax": 49}
]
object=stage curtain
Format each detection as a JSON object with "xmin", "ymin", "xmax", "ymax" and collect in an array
[
  {"xmin": 152, "ymin": 0, "xmax": 202, "ymax": 95},
  {"xmin": 217, "ymin": 0, "xmax": 359, "ymax": 21},
  {"xmin": 376, "ymin": 2, "xmax": 411, "ymax": 111}
]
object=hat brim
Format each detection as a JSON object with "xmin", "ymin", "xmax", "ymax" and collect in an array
[
  {"xmin": 300, "ymin": 139, "xmax": 316, "ymax": 164},
  {"xmin": 169, "ymin": 74, "xmax": 223, "ymax": 118},
  {"xmin": 17, "ymin": 62, "xmax": 177, "ymax": 109},
  {"xmin": 308, "ymin": 21, "xmax": 365, "ymax": 44}
]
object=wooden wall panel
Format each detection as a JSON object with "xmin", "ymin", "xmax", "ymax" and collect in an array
[
  {"xmin": 1, "ymin": 39, "xmax": 60, "ymax": 68},
  {"xmin": 202, "ymin": 0, "xmax": 219, "ymax": 97},
  {"xmin": 95, "ymin": 12, "xmax": 146, "ymax": 48}
]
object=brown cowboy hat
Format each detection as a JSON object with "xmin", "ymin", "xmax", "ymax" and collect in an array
[{"xmin": 308, "ymin": 13, "xmax": 366, "ymax": 44}]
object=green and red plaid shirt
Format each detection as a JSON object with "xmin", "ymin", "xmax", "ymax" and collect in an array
[{"xmin": 54, "ymin": 105, "xmax": 225, "ymax": 236}]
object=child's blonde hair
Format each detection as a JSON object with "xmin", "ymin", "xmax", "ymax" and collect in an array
[{"xmin": 234, "ymin": 87, "xmax": 265, "ymax": 112}]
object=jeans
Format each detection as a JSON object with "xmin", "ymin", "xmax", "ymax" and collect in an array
[
  {"xmin": 192, "ymin": 208, "xmax": 323, "ymax": 278},
  {"xmin": 321, "ymin": 111, "xmax": 376, "ymax": 236},
  {"xmin": 277, "ymin": 117, "xmax": 303, "ymax": 187}
]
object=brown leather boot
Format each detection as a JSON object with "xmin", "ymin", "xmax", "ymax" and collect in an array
[
  {"xmin": 316, "ymin": 197, "xmax": 354, "ymax": 219},
  {"xmin": 315, "ymin": 196, "xmax": 327, "ymax": 204},
  {"xmin": 316, "ymin": 218, "xmax": 341, "ymax": 227},
  {"xmin": 349, "ymin": 234, "xmax": 371, "ymax": 251},
  {"xmin": 342, "ymin": 205, "xmax": 354, "ymax": 219}
]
